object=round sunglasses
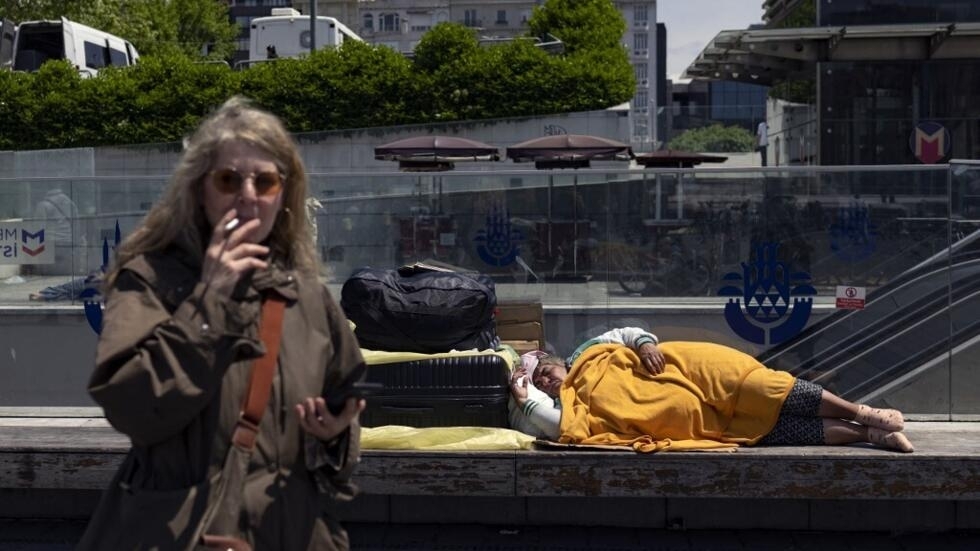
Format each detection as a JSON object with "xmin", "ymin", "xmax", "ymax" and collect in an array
[{"xmin": 209, "ymin": 168, "xmax": 285, "ymax": 197}]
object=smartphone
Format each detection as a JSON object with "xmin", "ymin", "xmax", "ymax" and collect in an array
[{"xmin": 326, "ymin": 381, "xmax": 383, "ymax": 415}]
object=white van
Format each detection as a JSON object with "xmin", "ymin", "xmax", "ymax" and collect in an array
[
  {"xmin": 11, "ymin": 17, "xmax": 139, "ymax": 76},
  {"xmin": 248, "ymin": 7, "xmax": 360, "ymax": 64}
]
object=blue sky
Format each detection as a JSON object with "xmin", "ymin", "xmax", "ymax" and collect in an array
[{"xmin": 658, "ymin": 0, "xmax": 766, "ymax": 80}]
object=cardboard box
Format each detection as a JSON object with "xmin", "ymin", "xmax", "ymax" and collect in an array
[
  {"xmin": 497, "ymin": 321, "xmax": 543, "ymax": 341},
  {"xmin": 501, "ymin": 340, "xmax": 541, "ymax": 355},
  {"xmin": 496, "ymin": 302, "xmax": 543, "ymax": 324},
  {"xmin": 496, "ymin": 301, "xmax": 544, "ymax": 349}
]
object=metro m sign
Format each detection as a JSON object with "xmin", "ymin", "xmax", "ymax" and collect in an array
[{"xmin": 909, "ymin": 122, "xmax": 951, "ymax": 164}]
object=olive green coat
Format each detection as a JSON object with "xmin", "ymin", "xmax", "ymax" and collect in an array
[{"xmin": 78, "ymin": 247, "xmax": 364, "ymax": 550}]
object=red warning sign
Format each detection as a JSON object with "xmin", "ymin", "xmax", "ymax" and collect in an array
[{"xmin": 835, "ymin": 285, "xmax": 866, "ymax": 310}]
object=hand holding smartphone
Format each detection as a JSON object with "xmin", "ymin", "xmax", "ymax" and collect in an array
[{"xmin": 326, "ymin": 381, "xmax": 383, "ymax": 415}]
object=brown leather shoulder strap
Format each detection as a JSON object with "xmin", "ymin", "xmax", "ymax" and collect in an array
[{"xmin": 232, "ymin": 292, "xmax": 287, "ymax": 451}]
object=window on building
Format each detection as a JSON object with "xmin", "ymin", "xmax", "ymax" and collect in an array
[
  {"xmin": 635, "ymin": 63, "xmax": 648, "ymax": 83},
  {"xmin": 464, "ymin": 9, "xmax": 478, "ymax": 27},
  {"xmin": 363, "ymin": 14, "xmax": 373, "ymax": 30},
  {"xmin": 634, "ymin": 118, "xmax": 649, "ymax": 137},
  {"xmin": 496, "ymin": 10, "xmax": 507, "ymax": 24},
  {"xmin": 634, "ymin": 33, "xmax": 648, "ymax": 51},
  {"xmin": 634, "ymin": 5, "xmax": 649, "ymax": 23},
  {"xmin": 635, "ymin": 90, "xmax": 648, "ymax": 108},
  {"xmin": 379, "ymin": 13, "xmax": 399, "ymax": 32}
]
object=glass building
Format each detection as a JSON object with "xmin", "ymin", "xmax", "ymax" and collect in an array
[
  {"xmin": 818, "ymin": 0, "xmax": 980, "ymax": 165},
  {"xmin": 685, "ymin": 0, "xmax": 980, "ymax": 166}
]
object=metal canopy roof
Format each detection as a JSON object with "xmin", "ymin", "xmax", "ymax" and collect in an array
[{"xmin": 683, "ymin": 22, "xmax": 980, "ymax": 86}]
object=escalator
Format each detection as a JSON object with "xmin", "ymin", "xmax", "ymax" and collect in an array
[{"xmin": 757, "ymin": 244, "xmax": 980, "ymax": 401}]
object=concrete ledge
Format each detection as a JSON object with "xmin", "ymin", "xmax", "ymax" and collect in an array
[{"xmin": 2, "ymin": 420, "xmax": 980, "ymax": 531}]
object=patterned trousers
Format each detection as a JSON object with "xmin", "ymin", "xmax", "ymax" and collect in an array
[{"xmin": 757, "ymin": 378, "xmax": 826, "ymax": 445}]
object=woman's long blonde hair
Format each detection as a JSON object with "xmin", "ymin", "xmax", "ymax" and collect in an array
[{"xmin": 105, "ymin": 96, "xmax": 317, "ymax": 289}]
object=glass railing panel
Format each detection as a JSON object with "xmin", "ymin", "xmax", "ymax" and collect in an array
[
  {"xmin": 698, "ymin": 166, "xmax": 955, "ymax": 416},
  {"xmin": 3, "ymin": 178, "xmax": 88, "ymax": 303},
  {"xmin": 949, "ymin": 161, "xmax": 980, "ymax": 419},
  {"xmin": 0, "ymin": 175, "xmax": 171, "ymax": 410},
  {"xmin": 0, "ymin": 165, "xmax": 964, "ymax": 416}
]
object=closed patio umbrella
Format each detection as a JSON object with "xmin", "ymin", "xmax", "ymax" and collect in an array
[
  {"xmin": 375, "ymin": 135, "xmax": 500, "ymax": 263},
  {"xmin": 506, "ymin": 134, "xmax": 633, "ymax": 275},
  {"xmin": 374, "ymin": 134, "xmax": 500, "ymax": 209},
  {"xmin": 375, "ymin": 135, "xmax": 500, "ymax": 172}
]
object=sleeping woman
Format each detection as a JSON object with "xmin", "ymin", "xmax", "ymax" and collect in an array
[{"xmin": 507, "ymin": 328, "xmax": 913, "ymax": 453}]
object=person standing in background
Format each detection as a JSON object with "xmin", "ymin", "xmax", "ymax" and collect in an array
[
  {"xmin": 31, "ymin": 187, "xmax": 85, "ymax": 276},
  {"xmin": 756, "ymin": 120, "xmax": 769, "ymax": 167}
]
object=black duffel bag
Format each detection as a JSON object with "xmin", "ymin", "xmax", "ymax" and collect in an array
[{"xmin": 341, "ymin": 266, "xmax": 498, "ymax": 353}]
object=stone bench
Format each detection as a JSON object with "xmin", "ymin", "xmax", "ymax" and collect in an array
[{"xmin": 2, "ymin": 419, "xmax": 979, "ymax": 532}]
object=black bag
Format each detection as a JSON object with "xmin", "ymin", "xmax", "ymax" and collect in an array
[{"xmin": 341, "ymin": 265, "xmax": 498, "ymax": 353}]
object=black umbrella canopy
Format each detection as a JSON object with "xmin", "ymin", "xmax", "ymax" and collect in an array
[
  {"xmin": 506, "ymin": 134, "xmax": 633, "ymax": 168},
  {"xmin": 635, "ymin": 149, "xmax": 728, "ymax": 168}
]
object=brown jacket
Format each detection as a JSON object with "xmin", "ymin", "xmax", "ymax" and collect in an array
[{"xmin": 78, "ymin": 246, "xmax": 364, "ymax": 550}]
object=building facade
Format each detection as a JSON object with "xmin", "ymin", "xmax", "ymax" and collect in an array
[
  {"xmin": 814, "ymin": 0, "xmax": 980, "ymax": 165},
  {"xmin": 689, "ymin": 0, "xmax": 980, "ymax": 166}
]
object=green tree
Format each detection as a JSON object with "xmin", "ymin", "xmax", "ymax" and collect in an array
[
  {"xmin": 412, "ymin": 22, "xmax": 479, "ymax": 74},
  {"xmin": 0, "ymin": 1, "xmax": 87, "ymax": 21},
  {"xmin": 668, "ymin": 124, "xmax": 755, "ymax": 153},
  {"xmin": 0, "ymin": 0, "xmax": 637, "ymax": 150},
  {"xmin": 528, "ymin": 0, "xmax": 625, "ymax": 54}
]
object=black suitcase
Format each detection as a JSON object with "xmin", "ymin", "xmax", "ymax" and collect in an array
[{"xmin": 361, "ymin": 353, "xmax": 511, "ymax": 428}]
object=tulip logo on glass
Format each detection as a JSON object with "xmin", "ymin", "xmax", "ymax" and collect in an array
[
  {"xmin": 718, "ymin": 242, "xmax": 817, "ymax": 345},
  {"xmin": 81, "ymin": 221, "xmax": 121, "ymax": 335},
  {"xmin": 830, "ymin": 201, "xmax": 877, "ymax": 261},
  {"xmin": 474, "ymin": 203, "xmax": 523, "ymax": 267}
]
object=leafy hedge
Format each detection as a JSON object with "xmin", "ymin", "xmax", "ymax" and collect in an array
[
  {"xmin": 667, "ymin": 124, "xmax": 755, "ymax": 153},
  {"xmin": 0, "ymin": 1, "xmax": 634, "ymax": 151}
]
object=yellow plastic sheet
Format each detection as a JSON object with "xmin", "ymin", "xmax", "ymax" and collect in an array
[{"xmin": 361, "ymin": 425, "xmax": 536, "ymax": 450}]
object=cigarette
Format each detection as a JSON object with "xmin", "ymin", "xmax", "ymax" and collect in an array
[{"xmin": 224, "ymin": 218, "xmax": 240, "ymax": 231}]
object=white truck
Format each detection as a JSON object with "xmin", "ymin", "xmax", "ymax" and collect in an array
[
  {"xmin": 0, "ymin": 16, "xmax": 139, "ymax": 76},
  {"xmin": 248, "ymin": 7, "xmax": 360, "ymax": 64}
]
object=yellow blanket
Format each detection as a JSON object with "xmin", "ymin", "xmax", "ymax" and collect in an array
[
  {"xmin": 559, "ymin": 342, "xmax": 795, "ymax": 452},
  {"xmin": 362, "ymin": 425, "xmax": 536, "ymax": 450}
]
